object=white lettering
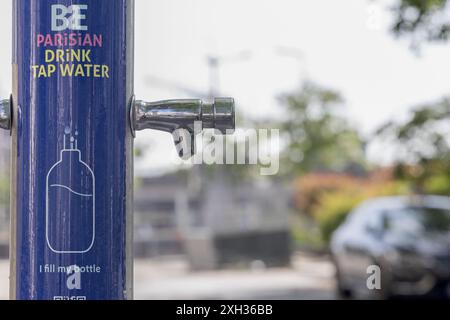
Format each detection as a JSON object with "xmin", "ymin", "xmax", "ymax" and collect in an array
[{"xmin": 52, "ymin": 5, "xmax": 88, "ymax": 31}]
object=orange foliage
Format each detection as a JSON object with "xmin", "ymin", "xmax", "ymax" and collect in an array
[{"xmin": 293, "ymin": 168, "xmax": 399, "ymax": 216}]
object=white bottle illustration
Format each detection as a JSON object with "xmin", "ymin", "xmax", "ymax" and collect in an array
[{"xmin": 46, "ymin": 128, "xmax": 95, "ymax": 254}]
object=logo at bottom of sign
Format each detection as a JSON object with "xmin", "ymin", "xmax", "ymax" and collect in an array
[{"xmin": 53, "ymin": 296, "xmax": 87, "ymax": 301}]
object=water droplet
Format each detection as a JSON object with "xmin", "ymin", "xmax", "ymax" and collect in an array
[{"xmin": 64, "ymin": 127, "xmax": 71, "ymax": 135}]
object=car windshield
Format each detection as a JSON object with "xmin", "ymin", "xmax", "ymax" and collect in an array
[{"xmin": 384, "ymin": 206, "xmax": 450, "ymax": 235}]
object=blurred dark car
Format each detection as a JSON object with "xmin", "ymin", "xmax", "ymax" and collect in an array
[{"xmin": 330, "ymin": 195, "xmax": 450, "ymax": 299}]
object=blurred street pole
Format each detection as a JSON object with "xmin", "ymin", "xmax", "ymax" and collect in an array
[{"xmin": 206, "ymin": 50, "xmax": 252, "ymax": 98}]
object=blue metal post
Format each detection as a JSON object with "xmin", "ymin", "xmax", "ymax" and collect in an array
[
  {"xmin": 1, "ymin": 0, "xmax": 234, "ymax": 300},
  {"xmin": 11, "ymin": 0, "xmax": 135, "ymax": 300}
]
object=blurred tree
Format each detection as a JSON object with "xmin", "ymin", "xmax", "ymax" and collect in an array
[
  {"xmin": 388, "ymin": 0, "xmax": 450, "ymax": 45},
  {"xmin": 279, "ymin": 82, "xmax": 367, "ymax": 175},
  {"xmin": 376, "ymin": 97, "xmax": 450, "ymax": 192},
  {"xmin": 382, "ymin": 1, "xmax": 450, "ymax": 192}
]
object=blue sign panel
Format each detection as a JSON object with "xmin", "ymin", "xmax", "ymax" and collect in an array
[{"xmin": 14, "ymin": 0, "xmax": 133, "ymax": 300}]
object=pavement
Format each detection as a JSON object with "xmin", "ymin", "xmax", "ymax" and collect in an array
[{"xmin": 0, "ymin": 252, "xmax": 336, "ymax": 300}]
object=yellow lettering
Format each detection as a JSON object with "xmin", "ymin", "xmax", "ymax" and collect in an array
[
  {"xmin": 102, "ymin": 65, "xmax": 109, "ymax": 78},
  {"xmin": 82, "ymin": 50, "xmax": 91, "ymax": 63},
  {"xmin": 48, "ymin": 64, "xmax": 56, "ymax": 77},
  {"xmin": 56, "ymin": 50, "xmax": 65, "ymax": 63},
  {"xmin": 60, "ymin": 64, "xmax": 74, "ymax": 77},
  {"xmin": 75, "ymin": 64, "xmax": 85, "ymax": 77},
  {"xmin": 38, "ymin": 65, "xmax": 47, "ymax": 78},
  {"xmin": 72, "ymin": 50, "xmax": 80, "ymax": 63},
  {"xmin": 45, "ymin": 50, "xmax": 55, "ymax": 63},
  {"xmin": 93, "ymin": 65, "xmax": 101, "ymax": 78},
  {"xmin": 31, "ymin": 65, "xmax": 39, "ymax": 78},
  {"xmin": 84, "ymin": 64, "xmax": 92, "ymax": 77}
]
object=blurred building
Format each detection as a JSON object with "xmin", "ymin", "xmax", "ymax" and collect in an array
[
  {"xmin": 134, "ymin": 168, "xmax": 291, "ymax": 270},
  {"xmin": 134, "ymin": 173, "xmax": 190, "ymax": 257}
]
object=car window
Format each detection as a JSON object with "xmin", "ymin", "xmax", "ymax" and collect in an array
[
  {"xmin": 384, "ymin": 207, "xmax": 450, "ymax": 234},
  {"xmin": 347, "ymin": 205, "xmax": 380, "ymax": 230}
]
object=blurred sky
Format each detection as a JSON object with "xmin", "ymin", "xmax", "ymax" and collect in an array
[{"xmin": 1, "ymin": 0, "xmax": 450, "ymax": 174}]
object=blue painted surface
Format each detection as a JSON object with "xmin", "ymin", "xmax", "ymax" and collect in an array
[{"xmin": 14, "ymin": 0, "xmax": 131, "ymax": 300}]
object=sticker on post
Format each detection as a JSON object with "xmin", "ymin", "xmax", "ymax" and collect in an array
[{"xmin": 46, "ymin": 127, "xmax": 95, "ymax": 254}]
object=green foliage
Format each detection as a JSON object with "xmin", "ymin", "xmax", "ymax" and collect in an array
[
  {"xmin": 390, "ymin": 0, "xmax": 450, "ymax": 44},
  {"xmin": 294, "ymin": 173, "xmax": 362, "ymax": 216},
  {"xmin": 376, "ymin": 98, "xmax": 450, "ymax": 161},
  {"xmin": 424, "ymin": 172, "xmax": 450, "ymax": 194},
  {"xmin": 280, "ymin": 82, "xmax": 367, "ymax": 175},
  {"xmin": 290, "ymin": 214, "xmax": 325, "ymax": 250},
  {"xmin": 376, "ymin": 97, "xmax": 450, "ymax": 191},
  {"xmin": 313, "ymin": 190, "xmax": 365, "ymax": 243}
]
